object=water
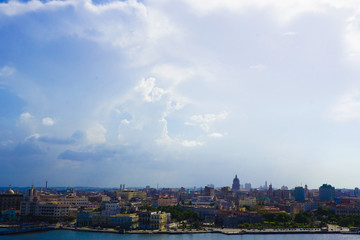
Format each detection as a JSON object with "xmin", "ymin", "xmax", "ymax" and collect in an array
[{"xmin": 1, "ymin": 231, "xmax": 360, "ymax": 240}]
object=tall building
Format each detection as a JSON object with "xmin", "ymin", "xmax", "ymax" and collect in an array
[
  {"xmin": 232, "ymin": 175, "xmax": 240, "ymax": 192},
  {"xmin": 319, "ymin": 184, "xmax": 335, "ymax": 202},
  {"xmin": 294, "ymin": 186, "xmax": 305, "ymax": 202},
  {"xmin": 244, "ymin": 183, "xmax": 251, "ymax": 190}
]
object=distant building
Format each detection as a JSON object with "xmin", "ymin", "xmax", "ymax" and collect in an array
[
  {"xmin": 294, "ymin": 186, "xmax": 305, "ymax": 202},
  {"xmin": 115, "ymin": 190, "xmax": 146, "ymax": 201},
  {"xmin": 244, "ymin": 183, "xmax": 251, "ymax": 190},
  {"xmin": 319, "ymin": 184, "xmax": 335, "ymax": 201},
  {"xmin": 232, "ymin": 175, "xmax": 240, "ymax": 192},
  {"xmin": 204, "ymin": 186, "xmax": 215, "ymax": 196},
  {"xmin": 355, "ymin": 187, "xmax": 360, "ymax": 197}
]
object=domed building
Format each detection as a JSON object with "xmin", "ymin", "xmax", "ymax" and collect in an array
[
  {"xmin": 232, "ymin": 175, "xmax": 240, "ymax": 192},
  {"xmin": 0, "ymin": 185, "xmax": 23, "ymax": 212}
]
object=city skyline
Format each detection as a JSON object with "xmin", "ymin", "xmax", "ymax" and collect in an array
[{"xmin": 1, "ymin": 0, "xmax": 360, "ymax": 188}]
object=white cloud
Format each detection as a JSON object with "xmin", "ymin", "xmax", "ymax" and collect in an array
[
  {"xmin": 0, "ymin": 66, "xmax": 15, "ymax": 77},
  {"xmin": 345, "ymin": 12, "xmax": 360, "ymax": 64},
  {"xmin": 189, "ymin": 111, "xmax": 228, "ymax": 132},
  {"xmin": 135, "ymin": 77, "xmax": 167, "ymax": 102},
  {"xmin": 181, "ymin": 140, "xmax": 204, "ymax": 147},
  {"xmin": 209, "ymin": 132, "xmax": 224, "ymax": 138},
  {"xmin": 328, "ymin": 89, "xmax": 360, "ymax": 122},
  {"xmin": 86, "ymin": 123, "xmax": 107, "ymax": 144},
  {"xmin": 42, "ymin": 117, "xmax": 55, "ymax": 126},
  {"xmin": 121, "ymin": 119, "xmax": 130, "ymax": 125},
  {"xmin": 181, "ymin": 0, "xmax": 349, "ymax": 24},
  {"xmin": 0, "ymin": 0, "xmax": 71, "ymax": 16},
  {"xmin": 25, "ymin": 133, "xmax": 40, "ymax": 141},
  {"xmin": 151, "ymin": 64, "xmax": 194, "ymax": 85},
  {"xmin": 19, "ymin": 112, "xmax": 33, "ymax": 122}
]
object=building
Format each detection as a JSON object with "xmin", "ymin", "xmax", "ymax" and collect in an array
[
  {"xmin": 0, "ymin": 186, "xmax": 23, "ymax": 211},
  {"xmin": 319, "ymin": 184, "xmax": 335, "ymax": 202},
  {"xmin": 294, "ymin": 186, "xmax": 305, "ymax": 202},
  {"xmin": 204, "ymin": 186, "xmax": 215, "ymax": 196},
  {"xmin": 157, "ymin": 195, "xmax": 178, "ymax": 206},
  {"xmin": 244, "ymin": 183, "xmax": 251, "ymax": 190},
  {"xmin": 115, "ymin": 190, "xmax": 146, "ymax": 201},
  {"xmin": 110, "ymin": 214, "xmax": 138, "ymax": 229},
  {"xmin": 239, "ymin": 197, "xmax": 257, "ymax": 207},
  {"xmin": 232, "ymin": 175, "xmax": 240, "ymax": 192},
  {"xmin": 150, "ymin": 211, "xmax": 167, "ymax": 230}
]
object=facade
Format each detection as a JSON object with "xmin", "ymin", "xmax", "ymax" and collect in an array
[
  {"xmin": 294, "ymin": 186, "xmax": 305, "ymax": 202},
  {"xmin": 150, "ymin": 211, "xmax": 167, "ymax": 230},
  {"xmin": 232, "ymin": 175, "xmax": 240, "ymax": 192},
  {"xmin": 115, "ymin": 190, "xmax": 146, "ymax": 201},
  {"xmin": 204, "ymin": 186, "xmax": 215, "ymax": 196},
  {"xmin": 239, "ymin": 197, "xmax": 257, "ymax": 207},
  {"xmin": 319, "ymin": 184, "xmax": 335, "ymax": 202},
  {"xmin": 157, "ymin": 195, "xmax": 178, "ymax": 206},
  {"xmin": 0, "ymin": 187, "xmax": 23, "ymax": 211},
  {"xmin": 110, "ymin": 214, "xmax": 138, "ymax": 229}
]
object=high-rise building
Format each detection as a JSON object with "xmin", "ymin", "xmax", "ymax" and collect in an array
[
  {"xmin": 244, "ymin": 183, "xmax": 251, "ymax": 190},
  {"xmin": 319, "ymin": 184, "xmax": 335, "ymax": 202},
  {"xmin": 232, "ymin": 175, "xmax": 240, "ymax": 192},
  {"xmin": 294, "ymin": 186, "xmax": 305, "ymax": 202}
]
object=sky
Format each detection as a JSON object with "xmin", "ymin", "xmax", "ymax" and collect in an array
[{"xmin": 1, "ymin": 0, "xmax": 360, "ymax": 189}]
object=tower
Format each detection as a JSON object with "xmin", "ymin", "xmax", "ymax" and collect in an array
[{"xmin": 232, "ymin": 175, "xmax": 240, "ymax": 192}]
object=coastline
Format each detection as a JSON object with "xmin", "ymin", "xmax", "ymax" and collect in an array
[
  {"xmin": 61, "ymin": 226, "xmax": 360, "ymax": 235},
  {"xmin": 2, "ymin": 224, "xmax": 359, "ymax": 236}
]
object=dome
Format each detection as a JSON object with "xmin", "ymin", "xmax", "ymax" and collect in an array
[
  {"xmin": 5, "ymin": 187, "xmax": 15, "ymax": 194},
  {"xmin": 233, "ymin": 175, "xmax": 239, "ymax": 183}
]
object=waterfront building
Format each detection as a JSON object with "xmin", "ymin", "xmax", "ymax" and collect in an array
[
  {"xmin": 0, "ymin": 186, "xmax": 23, "ymax": 211},
  {"xmin": 319, "ymin": 184, "xmax": 335, "ymax": 202},
  {"xmin": 294, "ymin": 186, "xmax": 305, "ymax": 202},
  {"xmin": 232, "ymin": 175, "xmax": 240, "ymax": 192},
  {"xmin": 0, "ymin": 209, "xmax": 18, "ymax": 222},
  {"xmin": 150, "ymin": 211, "xmax": 167, "ymax": 230},
  {"xmin": 110, "ymin": 214, "xmax": 138, "ymax": 229},
  {"xmin": 35, "ymin": 203, "xmax": 71, "ymax": 218}
]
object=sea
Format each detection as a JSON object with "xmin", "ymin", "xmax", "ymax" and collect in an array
[{"xmin": 1, "ymin": 231, "xmax": 360, "ymax": 240}]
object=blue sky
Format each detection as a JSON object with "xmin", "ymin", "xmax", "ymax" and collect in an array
[{"xmin": 1, "ymin": 0, "xmax": 360, "ymax": 189}]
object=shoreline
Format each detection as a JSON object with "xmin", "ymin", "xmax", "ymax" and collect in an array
[
  {"xmin": 61, "ymin": 226, "xmax": 360, "ymax": 235},
  {"xmin": 2, "ymin": 225, "xmax": 359, "ymax": 236}
]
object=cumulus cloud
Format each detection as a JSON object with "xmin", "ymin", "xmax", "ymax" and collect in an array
[
  {"xmin": 86, "ymin": 123, "xmax": 107, "ymax": 144},
  {"xmin": 0, "ymin": 66, "xmax": 15, "ymax": 77},
  {"xmin": 19, "ymin": 112, "xmax": 33, "ymax": 122},
  {"xmin": 42, "ymin": 117, "xmax": 55, "ymax": 126},
  {"xmin": 329, "ymin": 89, "xmax": 360, "ymax": 122},
  {"xmin": 135, "ymin": 77, "xmax": 167, "ymax": 102}
]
